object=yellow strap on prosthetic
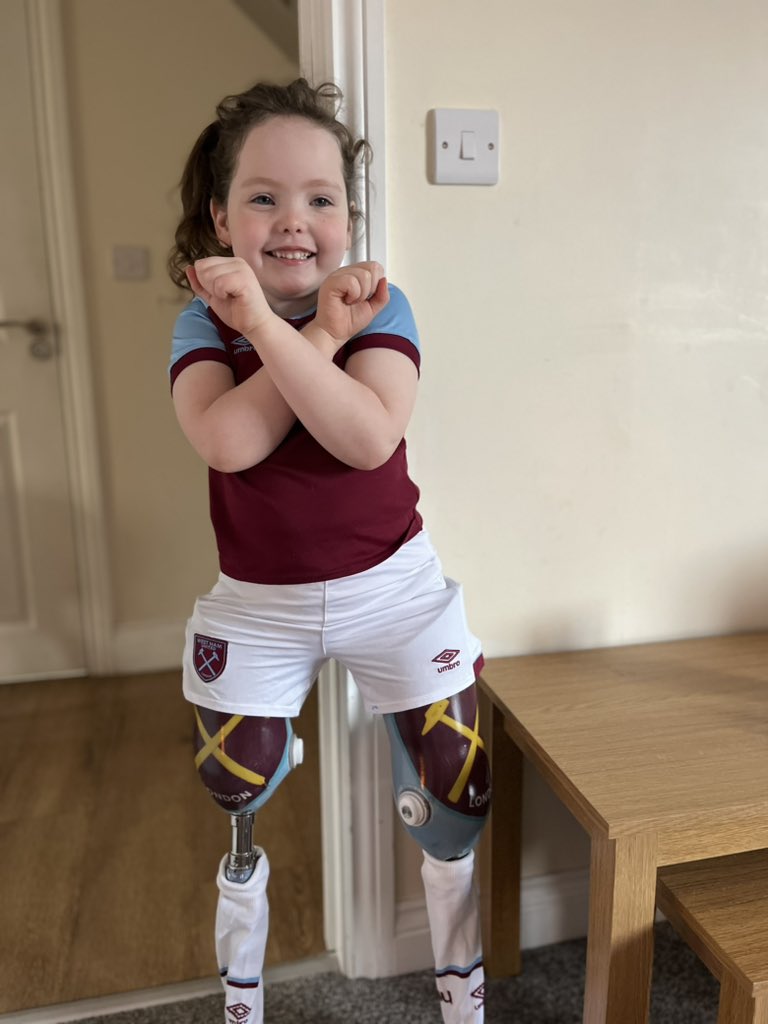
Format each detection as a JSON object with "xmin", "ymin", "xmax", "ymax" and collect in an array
[
  {"xmin": 194, "ymin": 708, "xmax": 267, "ymax": 787},
  {"xmin": 421, "ymin": 699, "xmax": 485, "ymax": 804}
]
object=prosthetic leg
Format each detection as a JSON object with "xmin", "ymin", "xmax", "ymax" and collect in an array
[
  {"xmin": 194, "ymin": 707, "xmax": 304, "ymax": 1024},
  {"xmin": 385, "ymin": 683, "xmax": 491, "ymax": 1024}
]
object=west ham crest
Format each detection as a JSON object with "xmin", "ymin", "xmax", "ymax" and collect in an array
[{"xmin": 194, "ymin": 634, "xmax": 228, "ymax": 682}]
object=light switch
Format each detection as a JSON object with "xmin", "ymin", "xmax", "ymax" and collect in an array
[{"xmin": 428, "ymin": 109, "xmax": 499, "ymax": 185}]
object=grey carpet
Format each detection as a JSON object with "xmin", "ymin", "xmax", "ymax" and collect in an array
[{"xmin": 76, "ymin": 923, "xmax": 719, "ymax": 1023}]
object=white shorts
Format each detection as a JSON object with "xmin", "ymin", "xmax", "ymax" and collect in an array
[{"xmin": 182, "ymin": 531, "xmax": 483, "ymax": 717}]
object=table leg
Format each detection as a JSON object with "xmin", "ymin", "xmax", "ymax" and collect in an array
[
  {"xmin": 478, "ymin": 689, "xmax": 522, "ymax": 978},
  {"xmin": 583, "ymin": 833, "xmax": 658, "ymax": 1024},
  {"xmin": 718, "ymin": 974, "xmax": 765, "ymax": 1024}
]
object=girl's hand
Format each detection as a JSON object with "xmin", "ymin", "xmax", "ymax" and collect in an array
[
  {"xmin": 314, "ymin": 261, "xmax": 390, "ymax": 348},
  {"xmin": 187, "ymin": 257, "xmax": 274, "ymax": 337}
]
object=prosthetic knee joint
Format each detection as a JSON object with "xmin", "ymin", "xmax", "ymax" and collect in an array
[
  {"xmin": 193, "ymin": 706, "xmax": 303, "ymax": 882},
  {"xmin": 385, "ymin": 684, "xmax": 491, "ymax": 861}
]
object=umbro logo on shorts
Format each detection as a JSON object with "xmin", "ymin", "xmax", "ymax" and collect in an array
[
  {"xmin": 226, "ymin": 1003, "xmax": 251, "ymax": 1022},
  {"xmin": 194, "ymin": 634, "xmax": 228, "ymax": 682},
  {"xmin": 432, "ymin": 648, "xmax": 461, "ymax": 673}
]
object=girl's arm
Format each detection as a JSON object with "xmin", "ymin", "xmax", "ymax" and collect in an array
[
  {"xmin": 274, "ymin": 319, "xmax": 419, "ymax": 470},
  {"xmin": 192, "ymin": 257, "xmax": 419, "ymax": 471},
  {"xmin": 171, "ymin": 266, "xmax": 341, "ymax": 473},
  {"xmin": 172, "ymin": 360, "xmax": 298, "ymax": 473}
]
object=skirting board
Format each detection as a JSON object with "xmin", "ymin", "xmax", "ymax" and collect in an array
[
  {"xmin": 0, "ymin": 954, "xmax": 339, "ymax": 1024},
  {"xmin": 394, "ymin": 866, "xmax": 591, "ymax": 976}
]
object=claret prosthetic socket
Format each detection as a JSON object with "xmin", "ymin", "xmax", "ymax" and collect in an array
[
  {"xmin": 384, "ymin": 686, "xmax": 491, "ymax": 861},
  {"xmin": 193, "ymin": 708, "xmax": 304, "ymax": 882}
]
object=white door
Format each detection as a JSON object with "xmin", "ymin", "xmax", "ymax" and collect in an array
[{"xmin": 0, "ymin": 0, "xmax": 85, "ymax": 681}]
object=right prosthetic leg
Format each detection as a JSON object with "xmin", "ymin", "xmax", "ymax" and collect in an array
[
  {"xmin": 385, "ymin": 683, "xmax": 491, "ymax": 1024},
  {"xmin": 194, "ymin": 707, "xmax": 304, "ymax": 1024}
]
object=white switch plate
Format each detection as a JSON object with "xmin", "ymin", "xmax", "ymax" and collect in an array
[{"xmin": 428, "ymin": 109, "xmax": 499, "ymax": 185}]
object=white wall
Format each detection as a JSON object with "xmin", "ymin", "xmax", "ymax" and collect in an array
[{"xmin": 385, "ymin": 0, "xmax": 768, "ymax": 901}]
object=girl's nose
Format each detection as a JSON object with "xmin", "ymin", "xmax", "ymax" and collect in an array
[{"xmin": 277, "ymin": 204, "xmax": 305, "ymax": 233}]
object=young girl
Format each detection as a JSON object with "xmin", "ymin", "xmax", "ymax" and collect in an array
[{"xmin": 168, "ymin": 78, "xmax": 491, "ymax": 1024}]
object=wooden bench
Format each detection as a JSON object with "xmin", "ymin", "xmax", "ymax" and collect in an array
[{"xmin": 657, "ymin": 849, "xmax": 768, "ymax": 1024}]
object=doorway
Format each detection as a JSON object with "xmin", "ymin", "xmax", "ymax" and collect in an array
[{"xmin": 0, "ymin": 0, "xmax": 86, "ymax": 681}]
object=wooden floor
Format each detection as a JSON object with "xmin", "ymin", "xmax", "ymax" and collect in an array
[{"xmin": 0, "ymin": 671, "xmax": 324, "ymax": 1013}]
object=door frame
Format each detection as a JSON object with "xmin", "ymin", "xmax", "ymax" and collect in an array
[
  {"xmin": 299, "ymin": 0, "xmax": 398, "ymax": 978},
  {"xmin": 27, "ymin": 0, "xmax": 114, "ymax": 676},
  {"xmin": 30, "ymin": 0, "xmax": 397, "ymax": 980}
]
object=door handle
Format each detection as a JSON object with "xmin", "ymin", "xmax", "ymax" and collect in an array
[{"xmin": 0, "ymin": 318, "xmax": 55, "ymax": 360}]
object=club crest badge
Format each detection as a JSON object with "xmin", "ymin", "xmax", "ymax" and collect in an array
[{"xmin": 194, "ymin": 634, "xmax": 228, "ymax": 683}]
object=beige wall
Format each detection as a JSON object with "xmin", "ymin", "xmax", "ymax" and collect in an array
[
  {"xmin": 386, "ymin": 0, "xmax": 768, "ymax": 899},
  {"xmin": 62, "ymin": 0, "xmax": 297, "ymax": 624}
]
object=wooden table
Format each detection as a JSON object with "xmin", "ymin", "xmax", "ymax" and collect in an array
[{"xmin": 477, "ymin": 632, "xmax": 768, "ymax": 1023}]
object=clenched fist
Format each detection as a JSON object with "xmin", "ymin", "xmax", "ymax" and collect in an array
[
  {"xmin": 187, "ymin": 257, "xmax": 274, "ymax": 337},
  {"xmin": 314, "ymin": 261, "xmax": 389, "ymax": 347}
]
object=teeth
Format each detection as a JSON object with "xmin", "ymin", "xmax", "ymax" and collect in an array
[{"xmin": 271, "ymin": 250, "xmax": 312, "ymax": 261}]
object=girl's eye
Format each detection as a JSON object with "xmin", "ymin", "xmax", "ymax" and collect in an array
[
  {"xmin": 250, "ymin": 194, "xmax": 274, "ymax": 206},
  {"xmin": 311, "ymin": 197, "xmax": 333, "ymax": 208}
]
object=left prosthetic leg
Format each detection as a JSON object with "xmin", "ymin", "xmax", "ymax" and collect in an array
[
  {"xmin": 385, "ymin": 684, "xmax": 491, "ymax": 1024},
  {"xmin": 194, "ymin": 707, "xmax": 303, "ymax": 1024}
]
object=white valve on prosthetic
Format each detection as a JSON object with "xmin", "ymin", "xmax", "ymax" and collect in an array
[{"xmin": 384, "ymin": 694, "xmax": 491, "ymax": 862}]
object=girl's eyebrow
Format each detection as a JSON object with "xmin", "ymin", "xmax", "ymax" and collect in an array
[
  {"xmin": 305, "ymin": 179, "xmax": 345, "ymax": 193},
  {"xmin": 239, "ymin": 176, "xmax": 281, "ymax": 189},
  {"xmin": 239, "ymin": 176, "xmax": 344, "ymax": 193}
]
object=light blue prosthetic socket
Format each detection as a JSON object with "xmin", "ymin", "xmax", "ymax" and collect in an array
[{"xmin": 385, "ymin": 685, "xmax": 491, "ymax": 1023}]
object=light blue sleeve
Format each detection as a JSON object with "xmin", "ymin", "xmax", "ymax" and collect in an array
[
  {"xmin": 169, "ymin": 297, "xmax": 226, "ymax": 375},
  {"xmin": 352, "ymin": 283, "xmax": 420, "ymax": 353}
]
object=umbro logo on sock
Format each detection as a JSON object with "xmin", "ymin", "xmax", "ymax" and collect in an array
[
  {"xmin": 226, "ymin": 1004, "xmax": 251, "ymax": 1022},
  {"xmin": 471, "ymin": 982, "xmax": 486, "ymax": 1007}
]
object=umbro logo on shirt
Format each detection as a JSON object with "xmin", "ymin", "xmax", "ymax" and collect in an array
[
  {"xmin": 232, "ymin": 337, "xmax": 254, "ymax": 354},
  {"xmin": 432, "ymin": 648, "xmax": 461, "ymax": 673}
]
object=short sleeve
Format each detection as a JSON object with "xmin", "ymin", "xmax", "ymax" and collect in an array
[
  {"xmin": 346, "ymin": 284, "xmax": 420, "ymax": 371},
  {"xmin": 169, "ymin": 297, "xmax": 229, "ymax": 387},
  {"xmin": 351, "ymin": 284, "xmax": 419, "ymax": 351}
]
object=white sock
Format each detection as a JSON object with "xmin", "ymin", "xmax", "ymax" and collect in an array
[
  {"xmin": 215, "ymin": 849, "xmax": 269, "ymax": 1024},
  {"xmin": 422, "ymin": 849, "xmax": 485, "ymax": 1023}
]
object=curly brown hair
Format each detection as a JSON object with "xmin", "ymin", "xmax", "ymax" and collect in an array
[{"xmin": 167, "ymin": 78, "xmax": 370, "ymax": 289}]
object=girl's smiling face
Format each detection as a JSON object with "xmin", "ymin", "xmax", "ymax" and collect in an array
[{"xmin": 211, "ymin": 115, "xmax": 353, "ymax": 318}]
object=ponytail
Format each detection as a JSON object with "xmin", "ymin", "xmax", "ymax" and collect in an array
[{"xmin": 167, "ymin": 121, "xmax": 232, "ymax": 288}]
